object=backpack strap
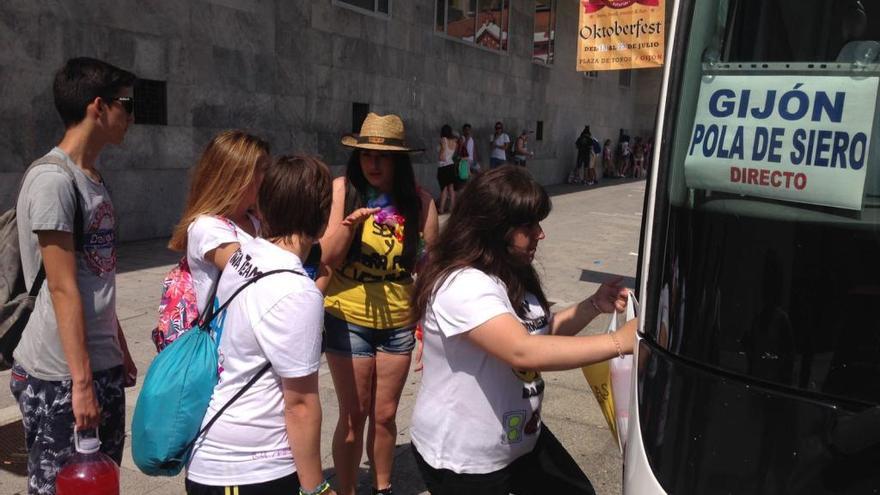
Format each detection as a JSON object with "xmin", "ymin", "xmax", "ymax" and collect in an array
[
  {"xmin": 183, "ymin": 268, "xmax": 306, "ymax": 458},
  {"xmin": 20, "ymin": 153, "xmax": 85, "ymax": 297}
]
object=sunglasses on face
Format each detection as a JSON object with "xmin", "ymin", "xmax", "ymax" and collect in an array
[{"xmin": 110, "ymin": 96, "xmax": 134, "ymax": 115}]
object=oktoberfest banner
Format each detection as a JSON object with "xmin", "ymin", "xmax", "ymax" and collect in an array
[{"xmin": 577, "ymin": 0, "xmax": 665, "ymax": 72}]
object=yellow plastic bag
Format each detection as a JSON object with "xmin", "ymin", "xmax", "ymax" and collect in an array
[
  {"xmin": 582, "ymin": 290, "xmax": 638, "ymax": 451},
  {"xmin": 582, "ymin": 359, "xmax": 619, "ymax": 444}
]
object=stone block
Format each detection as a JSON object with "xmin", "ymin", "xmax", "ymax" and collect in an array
[
  {"xmin": 312, "ymin": 2, "xmax": 362, "ymax": 39},
  {"xmin": 133, "ymin": 35, "xmax": 167, "ymax": 79},
  {"xmin": 190, "ymin": 1, "xmax": 274, "ymax": 54},
  {"xmin": 332, "ymin": 35, "xmax": 370, "ymax": 73}
]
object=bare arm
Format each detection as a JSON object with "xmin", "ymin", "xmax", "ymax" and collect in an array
[
  {"xmin": 38, "ymin": 231, "xmax": 100, "ymax": 429},
  {"xmin": 464, "ymin": 313, "xmax": 637, "ymax": 371},
  {"xmin": 204, "ymin": 242, "xmax": 240, "ymax": 271},
  {"xmin": 551, "ymin": 280, "xmax": 629, "ymax": 336},
  {"xmin": 281, "ymin": 373, "xmax": 325, "ymax": 492},
  {"xmin": 420, "ymin": 190, "xmax": 439, "ymax": 250},
  {"xmin": 116, "ymin": 319, "xmax": 137, "ymax": 387},
  {"xmin": 319, "ymin": 177, "xmax": 378, "ymax": 269}
]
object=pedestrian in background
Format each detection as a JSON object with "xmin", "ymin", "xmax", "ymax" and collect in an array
[
  {"xmin": 409, "ymin": 166, "xmax": 637, "ymax": 494},
  {"xmin": 602, "ymin": 139, "xmax": 618, "ymax": 178},
  {"xmin": 460, "ymin": 123, "xmax": 480, "ymax": 176},
  {"xmin": 570, "ymin": 126, "xmax": 591, "ymax": 184},
  {"xmin": 437, "ymin": 124, "xmax": 458, "ymax": 214},
  {"xmin": 320, "ymin": 113, "xmax": 439, "ymax": 495},
  {"xmin": 513, "ymin": 129, "xmax": 534, "ymax": 167},
  {"xmin": 185, "ymin": 156, "xmax": 335, "ymax": 495},
  {"xmin": 11, "ymin": 57, "xmax": 138, "ymax": 495},
  {"xmin": 489, "ymin": 121, "xmax": 510, "ymax": 169},
  {"xmin": 167, "ymin": 131, "xmax": 269, "ymax": 321}
]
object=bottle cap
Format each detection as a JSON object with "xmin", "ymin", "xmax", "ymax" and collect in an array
[
  {"xmin": 77, "ymin": 437, "xmax": 101, "ymax": 454},
  {"xmin": 74, "ymin": 427, "xmax": 102, "ymax": 454}
]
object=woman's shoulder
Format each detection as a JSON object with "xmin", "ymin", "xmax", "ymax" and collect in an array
[{"xmin": 188, "ymin": 214, "xmax": 233, "ymax": 234}]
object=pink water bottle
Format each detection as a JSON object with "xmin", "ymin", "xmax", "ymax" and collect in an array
[{"xmin": 56, "ymin": 428, "xmax": 120, "ymax": 495}]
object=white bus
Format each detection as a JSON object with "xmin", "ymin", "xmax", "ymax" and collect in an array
[{"xmin": 625, "ymin": 0, "xmax": 880, "ymax": 493}]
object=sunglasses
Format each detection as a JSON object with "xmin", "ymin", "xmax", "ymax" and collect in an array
[{"xmin": 110, "ymin": 96, "xmax": 134, "ymax": 115}]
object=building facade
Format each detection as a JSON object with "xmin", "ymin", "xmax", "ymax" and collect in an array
[{"xmin": 0, "ymin": 0, "xmax": 661, "ymax": 241}]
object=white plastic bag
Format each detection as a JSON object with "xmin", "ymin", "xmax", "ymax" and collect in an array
[{"xmin": 609, "ymin": 290, "xmax": 638, "ymax": 450}]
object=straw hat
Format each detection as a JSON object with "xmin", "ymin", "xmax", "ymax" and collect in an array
[{"xmin": 341, "ymin": 112, "xmax": 423, "ymax": 152}]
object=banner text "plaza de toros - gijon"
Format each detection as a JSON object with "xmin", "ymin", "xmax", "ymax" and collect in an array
[{"xmin": 577, "ymin": 0, "xmax": 665, "ymax": 72}]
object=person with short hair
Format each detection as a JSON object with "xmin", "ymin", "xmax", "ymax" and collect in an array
[
  {"xmin": 489, "ymin": 121, "xmax": 510, "ymax": 169},
  {"xmin": 409, "ymin": 166, "xmax": 637, "ymax": 494},
  {"xmin": 167, "ymin": 130, "xmax": 270, "ymax": 320},
  {"xmin": 11, "ymin": 57, "xmax": 138, "ymax": 495},
  {"xmin": 460, "ymin": 123, "xmax": 480, "ymax": 176},
  {"xmin": 321, "ymin": 113, "xmax": 439, "ymax": 495},
  {"xmin": 186, "ymin": 155, "xmax": 336, "ymax": 495}
]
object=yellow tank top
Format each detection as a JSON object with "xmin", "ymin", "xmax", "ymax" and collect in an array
[{"xmin": 324, "ymin": 215, "xmax": 414, "ymax": 329}]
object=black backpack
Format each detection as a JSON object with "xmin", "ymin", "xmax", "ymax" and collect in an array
[{"xmin": 0, "ymin": 155, "xmax": 82, "ymax": 369}]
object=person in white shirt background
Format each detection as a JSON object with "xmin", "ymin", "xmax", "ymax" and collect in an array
[
  {"xmin": 186, "ymin": 155, "xmax": 335, "ymax": 495},
  {"xmin": 409, "ymin": 166, "xmax": 637, "ymax": 494},
  {"xmin": 489, "ymin": 121, "xmax": 510, "ymax": 169},
  {"xmin": 460, "ymin": 123, "xmax": 480, "ymax": 176},
  {"xmin": 167, "ymin": 130, "xmax": 269, "ymax": 316}
]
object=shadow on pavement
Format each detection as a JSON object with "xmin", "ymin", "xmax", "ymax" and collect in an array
[
  {"xmin": 116, "ymin": 237, "xmax": 179, "ymax": 274},
  {"xmin": 579, "ymin": 269, "xmax": 636, "ymax": 289}
]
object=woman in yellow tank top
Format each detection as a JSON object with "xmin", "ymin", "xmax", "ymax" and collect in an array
[{"xmin": 320, "ymin": 113, "xmax": 438, "ymax": 495}]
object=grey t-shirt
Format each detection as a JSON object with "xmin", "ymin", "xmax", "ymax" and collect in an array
[{"xmin": 14, "ymin": 147, "xmax": 121, "ymax": 380}]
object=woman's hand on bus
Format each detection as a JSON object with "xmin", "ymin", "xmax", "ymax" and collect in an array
[
  {"xmin": 591, "ymin": 276, "xmax": 629, "ymax": 313},
  {"xmin": 341, "ymin": 207, "xmax": 380, "ymax": 228},
  {"xmin": 613, "ymin": 318, "xmax": 639, "ymax": 355}
]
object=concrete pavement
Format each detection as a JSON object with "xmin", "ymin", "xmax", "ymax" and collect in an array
[{"xmin": 0, "ymin": 177, "xmax": 646, "ymax": 495}]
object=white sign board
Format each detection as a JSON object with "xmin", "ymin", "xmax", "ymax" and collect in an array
[{"xmin": 684, "ymin": 74, "xmax": 879, "ymax": 210}]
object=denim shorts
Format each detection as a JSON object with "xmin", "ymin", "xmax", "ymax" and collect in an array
[{"xmin": 324, "ymin": 312, "xmax": 416, "ymax": 357}]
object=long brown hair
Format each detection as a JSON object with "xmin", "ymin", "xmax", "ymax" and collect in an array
[
  {"xmin": 411, "ymin": 166, "xmax": 551, "ymax": 321},
  {"xmin": 168, "ymin": 130, "xmax": 270, "ymax": 252}
]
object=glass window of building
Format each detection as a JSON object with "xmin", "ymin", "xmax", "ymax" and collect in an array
[
  {"xmin": 435, "ymin": 0, "xmax": 509, "ymax": 51},
  {"xmin": 334, "ymin": 0, "xmax": 391, "ymax": 16},
  {"xmin": 533, "ymin": 0, "xmax": 557, "ymax": 64}
]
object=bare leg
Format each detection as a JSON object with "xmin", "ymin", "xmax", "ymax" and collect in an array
[
  {"xmin": 328, "ymin": 354, "xmax": 376, "ymax": 495},
  {"xmin": 366, "ymin": 351, "xmax": 412, "ymax": 491}
]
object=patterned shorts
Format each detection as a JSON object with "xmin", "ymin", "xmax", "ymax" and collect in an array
[{"xmin": 9, "ymin": 363, "xmax": 126, "ymax": 495}]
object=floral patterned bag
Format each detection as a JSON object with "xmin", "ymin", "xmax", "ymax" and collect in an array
[{"xmin": 150, "ymin": 257, "xmax": 213, "ymax": 353}]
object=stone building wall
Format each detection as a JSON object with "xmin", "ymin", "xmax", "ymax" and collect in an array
[{"xmin": 0, "ymin": 0, "xmax": 661, "ymax": 241}]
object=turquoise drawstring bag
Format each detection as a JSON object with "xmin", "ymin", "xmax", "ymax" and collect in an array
[{"xmin": 131, "ymin": 269, "xmax": 299, "ymax": 476}]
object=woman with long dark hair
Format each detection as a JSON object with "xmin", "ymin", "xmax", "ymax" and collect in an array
[
  {"xmin": 320, "ymin": 113, "xmax": 439, "ymax": 495},
  {"xmin": 409, "ymin": 166, "xmax": 636, "ymax": 494}
]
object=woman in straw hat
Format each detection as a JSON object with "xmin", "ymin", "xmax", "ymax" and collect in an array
[{"xmin": 321, "ymin": 113, "xmax": 439, "ymax": 495}]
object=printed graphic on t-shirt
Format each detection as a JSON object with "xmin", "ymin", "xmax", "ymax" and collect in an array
[
  {"xmin": 502, "ymin": 410, "xmax": 527, "ymax": 444},
  {"xmin": 213, "ymin": 249, "xmax": 266, "ymax": 374},
  {"xmin": 340, "ymin": 195, "xmax": 409, "ymax": 284},
  {"xmin": 83, "ymin": 201, "xmax": 116, "ymax": 275},
  {"xmin": 512, "ymin": 299, "xmax": 547, "ymax": 399}
]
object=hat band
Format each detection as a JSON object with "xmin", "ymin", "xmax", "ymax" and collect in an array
[{"xmin": 357, "ymin": 135, "xmax": 407, "ymax": 147}]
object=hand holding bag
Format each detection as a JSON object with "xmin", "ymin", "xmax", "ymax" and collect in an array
[{"xmin": 581, "ymin": 290, "xmax": 638, "ymax": 451}]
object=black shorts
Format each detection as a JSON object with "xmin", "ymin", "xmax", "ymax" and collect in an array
[
  {"xmin": 412, "ymin": 427, "xmax": 595, "ymax": 495},
  {"xmin": 437, "ymin": 164, "xmax": 457, "ymax": 188}
]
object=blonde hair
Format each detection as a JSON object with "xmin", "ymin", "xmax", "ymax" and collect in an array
[{"xmin": 168, "ymin": 130, "xmax": 270, "ymax": 252}]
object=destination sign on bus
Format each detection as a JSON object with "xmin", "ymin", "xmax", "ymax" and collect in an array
[{"xmin": 684, "ymin": 74, "xmax": 879, "ymax": 210}]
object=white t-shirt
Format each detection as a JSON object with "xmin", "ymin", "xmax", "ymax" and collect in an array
[
  {"xmin": 411, "ymin": 268, "xmax": 549, "ymax": 474},
  {"xmin": 187, "ymin": 214, "xmax": 259, "ymax": 315},
  {"xmin": 439, "ymin": 137, "xmax": 456, "ymax": 166},
  {"xmin": 463, "ymin": 136, "xmax": 476, "ymax": 165},
  {"xmin": 490, "ymin": 133, "xmax": 510, "ymax": 160},
  {"xmin": 187, "ymin": 238, "xmax": 323, "ymax": 486}
]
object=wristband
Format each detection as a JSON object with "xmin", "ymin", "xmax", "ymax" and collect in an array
[
  {"xmin": 589, "ymin": 297, "xmax": 602, "ymax": 314},
  {"xmin": 299, "ymin": 480, "xmax": 331, "ymax": 495}
]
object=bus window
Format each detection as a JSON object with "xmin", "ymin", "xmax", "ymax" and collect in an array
[{"xmin": 649, "ymin": 0, "xmax": 880, "ymax": 407}]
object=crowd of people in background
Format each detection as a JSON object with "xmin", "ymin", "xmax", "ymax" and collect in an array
[
  {"xmin": 568, "ymin": 127, "xmax": 652, "ymax": 185},
  {"xmin": 7, "ymin": 56, "xmax": 639, "ymax": 495}
]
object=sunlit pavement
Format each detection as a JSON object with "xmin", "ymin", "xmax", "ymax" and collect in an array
[{"xmin": 0, "ymin": 177, "xmax": 646, "ymax": 495}]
